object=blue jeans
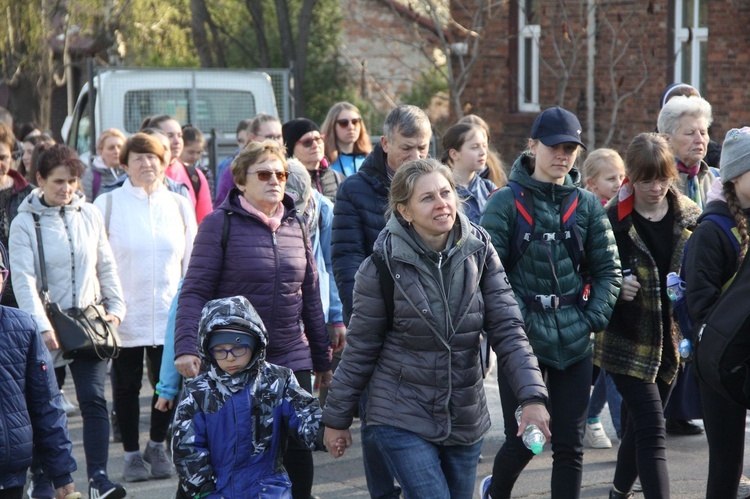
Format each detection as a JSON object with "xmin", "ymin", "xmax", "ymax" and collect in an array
[
  {"xmin": 359, "ymin": 388, "xmax": 401, "ymax": 499},
  {"xmin": 372, "ymin": 425, "xmax": 482, "ymax": 499},
  {"xmin": 588, "ymin": 369, "xmax": 622, "ymax": 437}
]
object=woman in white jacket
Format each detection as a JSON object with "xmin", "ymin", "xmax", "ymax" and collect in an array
[
  {"xmin": 9, "ymin": 144, "xmax": 127, "ymax": 499},
  {"xmin": 94, "ymin": 132, "xmax": 197, "ymax": 483}
]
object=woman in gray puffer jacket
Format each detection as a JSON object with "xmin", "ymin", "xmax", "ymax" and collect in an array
[{"xmin": 322, "ymin": 158, "xmax": 549, "ymax": 499}]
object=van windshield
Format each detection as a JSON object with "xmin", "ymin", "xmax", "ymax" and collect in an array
[{"xmin": 124, "ymin": 89, "xmax": 257, "ymax": 134}]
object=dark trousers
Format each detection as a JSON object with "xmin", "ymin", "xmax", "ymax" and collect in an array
[
  {"xmin": 490, "ymin": 356, "xmax": 592, "ymax": 499},
  {"xmin": 700, "ymin": 377, "xmax": 746, "ymax": 499},
  {"xmin": 32, "ymin": 357, "xmax": 111, "ymax": 481},
  {"xmin": 113, "ymin": 346, "xmax": 173, "ymax": 452},
  {"xmin": 610, "ymin": 372, "xmax": 674, "ymax": 498},
  {"xmin": 0, "ymin": 487, "xmax": 23, "ymax": 499},
  {"xmin": 285, "ymin": 370, "xmax": 314, "ymax": 499}
]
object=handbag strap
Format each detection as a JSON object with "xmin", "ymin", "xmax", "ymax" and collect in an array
[{"xmin": 31, "ymin": 214, "xmax": 50, "ymax": 301}]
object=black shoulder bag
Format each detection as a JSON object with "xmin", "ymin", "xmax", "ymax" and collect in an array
[{"xmin": 33, "ymin": 214, "xmax": 121, "ymax": 360}]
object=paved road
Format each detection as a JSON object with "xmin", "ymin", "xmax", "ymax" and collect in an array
[{"xmin": 61, "ymin": 367, "xmax": 748, "ymax": 498}]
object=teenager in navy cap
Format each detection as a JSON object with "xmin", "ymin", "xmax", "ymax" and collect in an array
[{"xmin": 480, "ymin": 106, "xmax": 621, "ymax": 498}]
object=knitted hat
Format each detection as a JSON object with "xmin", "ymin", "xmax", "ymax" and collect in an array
[
  {"xmin": 720, "ymin": 127, "xmax": 750, "ymax": 183},
  {"xmin": 282, "ymin": 119, "xmax": 319, "ymax": 157},
  {"xmin": 531, "ymin": 107, "xmax": 586, "ymax": 150}
]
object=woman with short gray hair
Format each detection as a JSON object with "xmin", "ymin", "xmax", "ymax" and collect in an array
[{"xmin": 657, "ymin": 95, "xmax": 715, "ymax": 209}]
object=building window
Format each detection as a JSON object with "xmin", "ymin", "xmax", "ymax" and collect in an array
[
  {"xmin": 674, "ymin": 0, "xmax": 708, "ymax": 95},
  {"xmin": 518, "ymin": 0, "xmax": 540, "ymax": 112}
]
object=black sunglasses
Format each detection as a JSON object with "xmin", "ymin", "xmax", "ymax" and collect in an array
[
  {"xmin": 247, "ymin": 169, "xmax": 289, "ymax": 182},
  {"xmin": 336, "ymin": 118, "xmax": 361, "ymax": 127}
]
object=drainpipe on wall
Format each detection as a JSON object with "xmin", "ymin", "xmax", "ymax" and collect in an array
[{"xmin": 586, "ymin": 0, "xmax": 596, "ymax": 149}]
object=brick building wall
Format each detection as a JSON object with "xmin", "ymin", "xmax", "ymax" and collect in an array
[
  {"xmin": 340, "ymin": 0, "xmax": 440, "ymax": 114},
  {"xmin": 452, "ymin": 0, "xmax": 750, "ymax": 165}
]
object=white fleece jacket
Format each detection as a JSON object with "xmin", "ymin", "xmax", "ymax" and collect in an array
[{"xmin": 94, "ymin": 179, "xmax": 196, "ymax": 347}]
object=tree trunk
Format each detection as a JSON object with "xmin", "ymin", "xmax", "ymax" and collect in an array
[
  {"xmin": 191, "ymin": 0, "xmax": 215, "ymax": 67},
  {"xmin": 292, "ymin": 0, "xmax": 317, "ymax": 117},
  {"xmin": 274, "ymin": 0, "xmax": 300, "ymax": 115},
  {"xmin": 245, "ymin": 0, "xmax": 272, "ymax": 67}
]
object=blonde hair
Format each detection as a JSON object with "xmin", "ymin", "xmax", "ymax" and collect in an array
[
  {"xmin": 582, "ymin": 148, "xmax": 624, "ymax": 184},
  {"xmin": 231, "ymin": 140, "xmax": 288, "ymax": 187},
  {"xmin": 96, "ymin": 129, "xmax": 126, "ymax": 152}
]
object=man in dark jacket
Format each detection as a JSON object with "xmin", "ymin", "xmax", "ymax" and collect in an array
[
  {"xmin": 0, "ymin": 248, "xmax": 79, "ymax": 498},
  {"xmin": 330, "ymin": 105, "xmax": 431, "ymax": 499},
  {"xmin": 332, "ymin": 105, "xmax": 432, "ymax": 322}
]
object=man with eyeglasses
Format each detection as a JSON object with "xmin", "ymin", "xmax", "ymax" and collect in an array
[
  {"xmin": 214, "ymin": 114, "xmax": 285, "ymax": 208},
  {"xmin": 328, "ymin": 105, "xmax": 432, "ymax": 499}
]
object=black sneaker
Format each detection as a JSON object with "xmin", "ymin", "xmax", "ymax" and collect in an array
[
  {"xmin": 665, "ymin": 418, "xmax": 704, "ymax": 435},
  {"xmin": 89, "ymin": 472, "xmax": 127, "ymax": 499}
]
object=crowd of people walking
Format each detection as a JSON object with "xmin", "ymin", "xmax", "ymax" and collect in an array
[{"xmin": 0, "ymin": 84, "xmax": 748, "ymax": 499}]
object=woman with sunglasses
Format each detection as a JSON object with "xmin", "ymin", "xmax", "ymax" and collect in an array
[
  {"xmin": 94, "ymin": 133, "xmax": 197, "ymax": 483},
  {"xmin": 596, "ymin": 133, "xmax": 701, "ymax": 499},
  {"xmin": 322, "ymin": 102, "xmax": 373, "ymax": 177},
  {"xmin": 175, "ymin": 140, "xmax": 333, "ymax": 499},
  {"xmin": 283, "ymin": 118, "xmax": 343, "ymax": 204}
]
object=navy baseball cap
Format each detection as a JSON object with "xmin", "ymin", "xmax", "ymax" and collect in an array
[{"xmin": 531, "ymin": 107, "xmax": 587, "ymax": 150}]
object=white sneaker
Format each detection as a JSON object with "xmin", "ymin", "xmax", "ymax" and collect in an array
[
  {"xmin": 738, "ymin": 475, "xmax": 750, "ymax": 499},
  {"xmin": 583, "ymin": 421, "xmax": 612, "ymax": 449},
  {"xmin": 59, "ymin": 390, "xmax": 78, "ymax": 415}
]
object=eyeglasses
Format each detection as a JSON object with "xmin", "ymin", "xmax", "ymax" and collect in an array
[
  {"xmin": 336, "ymin": 118, "xmax": 361, "ymax": 128},
  {"xmin": 210, "ymin": 345, "xmax": 249, "ymax": 360},
  {"xmin": 296, "ymin": 135, "xmax": 324, "ymax": 148},
  {"xmin": 247, "ymin": 169, "xmax": 289, "ymax": 182},
  {"xmin": 635, "ymin": 179, "xmax": 671, "ymax": 191}
]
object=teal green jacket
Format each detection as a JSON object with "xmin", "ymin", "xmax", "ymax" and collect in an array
[{"xmin": 480, "ymin": 153, "xmax": 621, "ymax": 369}]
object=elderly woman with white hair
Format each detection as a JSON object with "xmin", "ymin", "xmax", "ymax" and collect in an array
[{"xmin": 657, "ymin": 95, "xmax": 715, "ymax": 209}]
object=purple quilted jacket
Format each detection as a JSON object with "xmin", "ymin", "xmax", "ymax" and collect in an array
[{"xmin": 175, "ymin": 189, "xmax": 332, "ymax": 373}]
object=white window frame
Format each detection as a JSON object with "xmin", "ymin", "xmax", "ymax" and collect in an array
[
  {"xmin": 673, "ymin": 0, "xmax": 708, "ymax": 91},
  {"xmin": 518, "ymin": 1, "xmax": 540, "ymax": 112}
]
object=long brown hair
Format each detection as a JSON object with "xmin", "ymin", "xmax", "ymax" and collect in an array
[{"xmin": 321, "ymin": 102, "xmax": 372, "ymax": 164}]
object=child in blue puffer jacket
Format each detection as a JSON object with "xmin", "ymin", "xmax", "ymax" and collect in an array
[{"xmin": 170, "ymin": 296, "xmax": 325, "ymax": 498}]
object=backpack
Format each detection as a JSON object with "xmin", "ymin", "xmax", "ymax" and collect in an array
[
  {"xmin": 506, "ymin": 181, "xmax": 589, "ymax": 311},
  {"xmin": 673, "ymin": 213, "xmax": 741, "ymax": 341},
  {"xmin": 185, "ymin": 165, "xmax": 202, "ymax": 197},
  {"xmin": 693, "ymin": 245, "xmax": 750, "ymax": 409}
]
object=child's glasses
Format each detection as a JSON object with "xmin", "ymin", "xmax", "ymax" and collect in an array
[{"xmin": 210, "ymin": 345, "xmax": 249, "ymax": 360}]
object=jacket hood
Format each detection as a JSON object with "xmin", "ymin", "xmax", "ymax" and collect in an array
[
  {"xmin": 508, "ymin": 152, "xmax": 581, "ymax": 199},
  {"xmin": 197, "ymin": 296, "xmax": 269, "ymax": 391},
  {"xmin": 17, "ymin": 187, "xmax": 86, "ymax": 216}
]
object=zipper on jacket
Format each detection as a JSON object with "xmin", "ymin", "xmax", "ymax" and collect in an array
[
  {"xmin": 271, "ymin": 229, "xmax": 280, "ymax": 335},
  {"xmin": 59, "ymin": 207, "xmax": 78, "ymax": 305},
  {"xmin": 149, "ymin": 195, "xmax": 156, "ymax": 346}
]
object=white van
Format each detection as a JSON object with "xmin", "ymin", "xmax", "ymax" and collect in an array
[{"xmin": 62, "ymin": 67, "xmax": 282, "ymax": 162}]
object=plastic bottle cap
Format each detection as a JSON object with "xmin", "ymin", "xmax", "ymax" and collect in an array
[
  {"xmin": 666, "ymin": 272, "xmax": 680, "ymax": 287},
  {"xmin": 530, "ymin": 442, "xmax": 544, "ymax": 454}
]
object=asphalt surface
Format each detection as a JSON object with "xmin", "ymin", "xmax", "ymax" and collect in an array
[{"xmin": 58, "ymin": 364, "xmax": 749, "ymax": 498}]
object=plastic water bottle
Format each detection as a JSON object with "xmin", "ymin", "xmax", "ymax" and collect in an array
[
  {"xmin": 666, "ymin": 272, "xmax": 685, "ymax": 302},
  {"xmin": 515, "ymin": 406, "xmax": 545, "ymax": 455},
  {"xmin": 679, "ymin": 338, "xmax": 692, "ymax": 358}
]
